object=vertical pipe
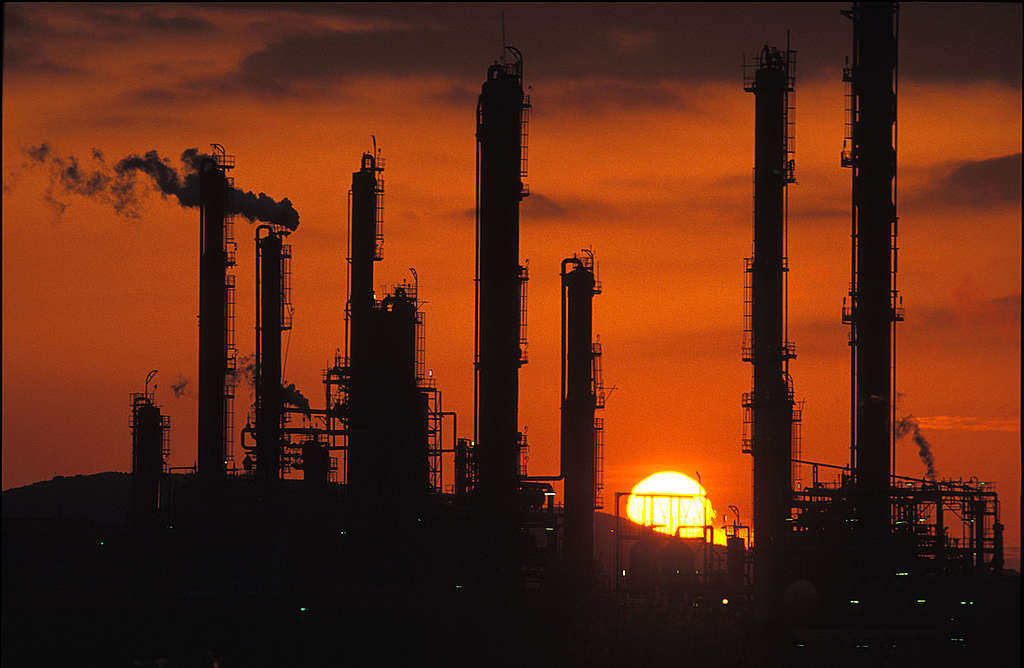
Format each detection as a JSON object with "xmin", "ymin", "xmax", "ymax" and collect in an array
[
  {"xmin": 847, "ymin": 2, "xmax": 898, "ymax": 537},
  {"xmin": 562, "ymin": 258, "xmax": 597, "ymax": 578},
  {"xmin": 197, "ymin": 158, "xmax": 228, "ymax": 493},
  {"xmin": 745, "ymin": 44, "xmax": 795, "ymax": 615},
  {"xmin": 475, "ymin": 51, "xmax": 527, "ymax": 582}
]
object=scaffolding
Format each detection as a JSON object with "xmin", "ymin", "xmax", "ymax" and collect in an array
[{"xmin": 789, "ymin": 460, "xmax": 1004, "ymax": 575}]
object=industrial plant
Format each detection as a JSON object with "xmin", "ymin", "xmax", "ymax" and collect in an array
[{"xmin": 2, "ymin": 4, "xmax": 1017, "ymax": 667}]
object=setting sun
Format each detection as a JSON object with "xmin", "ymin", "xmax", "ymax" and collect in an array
[{"xmin": 626, "ymin": 471, "xmax": 726, "ymax": 544}]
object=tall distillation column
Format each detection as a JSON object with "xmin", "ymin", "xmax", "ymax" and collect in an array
[
  {"xmin": 255, "ymin": 226, "xmax": 289, "ymax": 496},
  {"xmin": 744, "ymin": 44, "xmax": 796, "ymax": 613},
  {"xmin": 475, "ymin": 47, "xmax": 530, "ymax": 578},
  {"xmin": 562, "ymin": 253, "xmax": 600, "ymax": 578},
  {"xmin": 346, "ymin": 151, "xmax": 384, "ymax": 504},
  {"xmin": 841, "ymin": 3, "xmax": 900, "ymax": 539},
  {"xmin": 197, "ymin": 147, "xmax": 236, "ymax": 497}
]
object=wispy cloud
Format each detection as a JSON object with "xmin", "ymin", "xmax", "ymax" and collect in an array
[
  {"xmin": 905, "ymin": 153, "xmax": 1022, "ymax": 210},
  {"xmin": 915, "ymin": 416, "xmax": 1019, "ymax": 432}
]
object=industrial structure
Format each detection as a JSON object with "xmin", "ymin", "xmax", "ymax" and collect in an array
[
  {"xmin": 742, "ymin": 39, "xmax": 799, "ymax": 616},
  {"xmin": 474, "ymin": 46, "xmax": 532, "ymax": 583},
  {"xmin": 561, "ymin": 251, "xmax": 603, "ymax": 579},
  {"xmin": 196, "ymin": 145, "xmax": 237, "ymax": 502},
  {"xmin": 43, "ymin": 11, "xmax": 1009, "ymax": 665},
  {"xmin": 129, "ymin": 370, "xmax": 169, "ymax": 525},
  {"xmin": 732, "ymin": 5, "xmax": 1009, "ymax": 646}
]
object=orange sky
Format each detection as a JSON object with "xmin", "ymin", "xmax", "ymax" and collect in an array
[{"xmin": 3, "ymin": 4, "xmax": 1020, "ymax": 565}]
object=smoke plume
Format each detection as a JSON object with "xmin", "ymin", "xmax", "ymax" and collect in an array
[
  {"xmin": 895, "ymin": 415, "xmax": 937, "ymax": 482},
  {"xmin": 170, "ymin": 374, "xmax": 190, "ymax": 398},
  {"xmin": 282, "ymin": 382, "xmax": 311, "ymax": 414},
  {"xmin": 236, "ymin": 354, "xmax": 258, "ymax": 389},
  {"xmin": 236, "ymin": 356, "xmax": 310, "ymax": 414},
  {"xmin": 23, "ymin": 143, "xmax": 299, "ymax": 229}
]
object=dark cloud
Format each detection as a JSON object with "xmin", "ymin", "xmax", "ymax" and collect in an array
[
  {"xmin": 3, "ymin": 46, "xmax": 80, "ymax": 75},
  {"xmin": 189, "ymin": 7, "xmax": 848, "ymax": 98},
  {"xmin": 427, "ymin": 85, "xmax": 478, "ymax": 108},
  {"xmin": 139, "ymin": 11, "xmax": 215, "ymax": 33},
  {"xmin": 121, "ymin": 87, "xmax": 182, "ymax": 104},
  {"xmin": 521, "ymin": 193, "xmax": 568, "ymax": 219},
  {"xmin": 196, "ymin": 3, "xmax": 1020, "ymax": 97},
  {"xmin": 546, "ymin": 81, "xmax": 687, "ymax": 111},
  {"xmin": 908, "ymin": 153, "xmax": 1022, "ymax": 210},
  {"xmin": 898, "ymin": 3, "xmax": 1021, "ymax": 87},
  {"xmin": 991, "ymin": 294, "xmax": 1021, "ymax": 312},
  {"xmin": 7, "ymin": 4, "xmax": 1018, "ymax": 104}
]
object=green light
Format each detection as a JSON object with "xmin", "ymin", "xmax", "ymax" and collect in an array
[
  {"xmin": 916, "ymin": 599, "xmax": 927, "ymax": 604},
  {"xmin": 849, "ymin": 600, "xmax": 860, "ymax": 605},
  {"xmin": 99, "ymin": 541, "xmax": 104, "ymax": 546},
  {"xmin": 896, "ymin": 571, "xmax": 909, "ymax": 576},
  {"xmin": 300, "ymin": 607, "xmax": 307, "ymax": 612}
]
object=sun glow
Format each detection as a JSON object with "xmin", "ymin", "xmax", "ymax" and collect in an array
[{"xmin": 626, "ymin": 471, "xmax": 726, "ymax": 544}]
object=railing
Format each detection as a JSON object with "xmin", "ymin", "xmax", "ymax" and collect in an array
[
  {"xmin": 374, "ymin": 176, "xmax": 385, "ymax": 261},
  {"xmin": 518, "ymin": 263, "xmax": 529, "ymax": 364},
  {"xmin": 594, "ymin": 417, "xmax": 605, "ymax": 509},
  {"xmin": 281, "ymin": 243, "xmax": 293, "ymax": 330}
]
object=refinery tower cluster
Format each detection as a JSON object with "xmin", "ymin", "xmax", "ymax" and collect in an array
[{"xmin": 5, "ymin": 4, "xmax": 1015, "ymax": 667}]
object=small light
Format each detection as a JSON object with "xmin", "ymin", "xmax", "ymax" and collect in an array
[
  {"xmin": 895, "ymin": 571, "xmax": 909, "ymax": 576},
  {"xmin": 849, "ymin": 600, "xmax": 860, "ymax": 605},
  {"xmin": 455, "ymin": 585, "xmax": 463, "ymax": 590},
  {"xmin": 960, "ymin": 601, "xmax": 967, "ymax": 605},
  {"xmin": 544, "ymin": 491, "xmax": 555, "ymax": 496},
  {"xmin": 916, "ymin": 599, "xmax": 926, "ymax": 604},
  {"xmin": 99, "ymin": 541, "xmax": 104, "ymax": 546},
  {"xmin": 721, "ymin": 598, "xmax": 729, "ymax": 605},
  {"xmin": 621, "ymin": 569, "xmax": 626, "ymax": 577},
  {"xmin": 299, "ymin": 607, "xmax": 307, "ymax": 612},
  {"xmin": 338, "ymin": 530, "xmax": 346, "ymax": 535}
]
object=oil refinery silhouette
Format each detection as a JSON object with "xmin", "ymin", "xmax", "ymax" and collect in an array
[{"xmin": 2, "ymin": 5, "xmax": 1019, "ymax": 667}]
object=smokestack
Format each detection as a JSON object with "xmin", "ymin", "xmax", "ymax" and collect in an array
[
  {"xmin": 561, "ymin": 253, "xmax": 600, "ymax": 579},
  {"xmin": 841, "ymin": 3, "xmax": 900, "ymax": 537},
  {"xmin": 196, "ymin": 149, "xmax": 233, "ymax": 497},
  {"xmin": 475, "ymin": 46, "xmax": 530, "ymax": 584},
  {"xmin": 743, "ymin": 42, "xmax": 797, "ymax": 617}
]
